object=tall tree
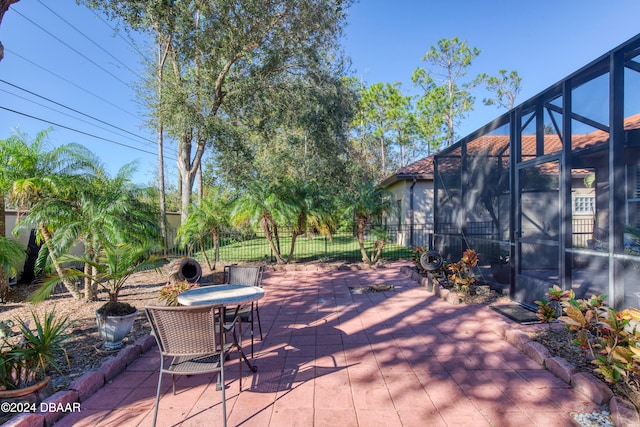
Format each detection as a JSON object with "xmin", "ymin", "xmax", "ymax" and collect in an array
[
  {"xmin": 353, "ymin": 82, "xmax": 416, "ymax": 179},
  {"xmin": 82, "ymin": 0, "xmax": 351, "ymax": 221},
  {"xmin": 342, "ymin": 184, "xmax": 395, "ymax": 264},
  {"xmin": 412, "ymin": 37, "xmax": 483, "ymax": 148},
  {"xmin": 286, "ymin": 181, "xmax": 335, "ymax": 262},
  {"xmin": 176, "ymin": 193, "xmax": 230, "ymax": 270},
  {"xmin": 230, "ymin": 180, "xmax": 295, "ymax": 264},
  {"xmin": 5, "ymin": 129, "xmax": 97, "ymax": 299},
  {"xmin": 482, "ymin": 69, "xmax": 522, "ymax": 110},
  {"xmin": 42, "ymin": 163, "xmax": 160, "ymax": 300}
]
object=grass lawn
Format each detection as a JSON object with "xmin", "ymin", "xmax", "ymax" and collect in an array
[{"xmin": 180, "ymin": 232, "xmax": 413, "ymax": 264}]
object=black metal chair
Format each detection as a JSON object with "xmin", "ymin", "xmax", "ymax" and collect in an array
[
  {"xmin": 145, "ymin": 305, "xmax": 242, "ymax": 427},
  {"xmin": 224, "ymin": 265, "xmax": 264, "ymax": 357}
]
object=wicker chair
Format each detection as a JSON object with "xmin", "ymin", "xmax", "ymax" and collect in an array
[
  {"xmin": 224, "ymin": 265, "xmax": 264, "ymax": 357},
  {"xmin": 145, "ymin": 305, "xmax": 242, "ymax": 427}
]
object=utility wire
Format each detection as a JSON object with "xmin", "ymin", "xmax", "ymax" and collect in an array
[
  {"xmin": 0, "ymin": 106, "xmax": 177, "ymax": 162},
  {"xmin": 90, "ymin": 7, "xmax": 149, "ymax": 60},
  {"xmin": 0, "ymin": 79, "xmax": 178, "ymax": 156},
  {"xmin": 5, "ymin": 48, "xmax": 139, "ymax": 119},
  {"xmin": 35, "ymin": 0, "xmax": 145, "ymax": 80},
  {"xmin": 0, "ymin": 88, "xmax": 179, "ymax": 157},
  {"xmin": 12, "ymin": 9, "xmax": 133, "ymax": 89},
  {"xmin": 0, "ymin": 87, "xmax": 148, "ymax": 146}
]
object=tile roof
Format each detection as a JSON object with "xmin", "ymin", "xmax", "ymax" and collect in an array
[{"xmin": 385, "ymin": 112, "xmax": 640, "ymax": 183}]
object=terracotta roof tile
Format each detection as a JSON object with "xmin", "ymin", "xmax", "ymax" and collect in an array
[{"xmin": 390, "ymin": 112, "xmax": 640, "ymax": 181}]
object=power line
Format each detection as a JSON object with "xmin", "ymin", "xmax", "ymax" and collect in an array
[
  {"xmin": 5, "ymin": 48, "xmax": 139, "ymax": 119},
  {"xmin": 0, "ymin": 106, "xmax": 177, "ymax": 162},
  {"xmin": 0, "ymin": 79, "xmax": 178, "ymax": 156},
  {"xmin": 0, "ymin": 87, "xmax": 148, "ymax": 147},
  {"xmin": 35, "ymin": 0, "xmax": 145, "ymax": 81},
  {"xmin": 90, "ymin": 7, "xmax": 149, "ymax": 60},
  {"xmin": 12, "ymin": 8, "xmax": 133, "ymax": 89},
  {"xmin": 0, "ymin": 88, "xmax": 179, "ymax": 157}
]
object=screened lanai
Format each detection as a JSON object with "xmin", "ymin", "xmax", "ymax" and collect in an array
[{"xmin": 433, "ymin": 34, "xmax": 640, "ymax": 310}]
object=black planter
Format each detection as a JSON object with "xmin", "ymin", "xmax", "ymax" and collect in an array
[{"xmin": 490, "ymin": 263, "xmax": 510, "ymax": 284}]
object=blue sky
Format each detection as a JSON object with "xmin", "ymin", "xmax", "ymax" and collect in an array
[{"xmin": 1, "ymin": 0, "xmax": 639, "ymax": 184}]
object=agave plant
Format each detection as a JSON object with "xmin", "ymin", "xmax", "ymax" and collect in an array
[{"xmin": 0, "ymin": 309, "xmax": 70, "ymax": 390}]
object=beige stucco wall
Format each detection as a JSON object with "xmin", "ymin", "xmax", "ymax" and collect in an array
[{"xmin": 385, "ymin": 179, "xmax": 434, "ymax": 227}]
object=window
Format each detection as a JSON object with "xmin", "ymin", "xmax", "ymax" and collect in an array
[{"xmin": 574, "ymin": 195, "xmax": 595, "ymax": 214}]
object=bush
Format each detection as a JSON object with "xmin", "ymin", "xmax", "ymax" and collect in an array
[
  {"xmin": 0, "ymin": 309, "xmax": 70, "ymax": 390},
  {"xmin": 536, "ymin": 286, "xmax": 640, "ymax": 396},
  {"xmin": 158, "ymin": 281, "xmax": 199, "ymax": 306}
]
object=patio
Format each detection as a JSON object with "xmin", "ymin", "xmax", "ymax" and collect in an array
[{"xmin": 54, "ymin": 262, "xmax": 597, "ymax": 426}]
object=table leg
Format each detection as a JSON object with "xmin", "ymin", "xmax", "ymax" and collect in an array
[
  {"xmin": 225, "ymin": 306, "xmax": 258, "ymax": 373},
  {"xmin": 233, "ymin": 325, "xmax": 258, "ymax": 373}
]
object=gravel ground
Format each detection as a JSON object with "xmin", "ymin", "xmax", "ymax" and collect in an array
[{"xmin": 0, "ymin": 263, "xmax": 225, "ymax": 394}]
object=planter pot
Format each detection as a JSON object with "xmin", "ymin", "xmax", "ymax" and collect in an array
[
  {"xmin": 96, "ymin": 310, "xmax": 138, "ymax": 350},
  {"xmin": 490, "ymin": 263, "xmax": 510, "ymax": 284},
  {"xmin": 0, "ymin": 376, "xmax": 51, "ymax": 401}
]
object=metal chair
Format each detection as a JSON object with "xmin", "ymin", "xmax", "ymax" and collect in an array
[
  {"xmin": 224, "ymin": 265, "xmax": 264, "ymax": 357},
  {"xmin": 145, "ymin": 305, "xmax": 242, "ymax": 427}
]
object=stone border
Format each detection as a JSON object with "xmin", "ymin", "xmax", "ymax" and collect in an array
[
  {"xmin": 2, "ymin": 335, "xmax": 157, "ymax": 427},
  {"xmin": 400, "ymin": 265, "xmax": 640, "ymax": 427}
]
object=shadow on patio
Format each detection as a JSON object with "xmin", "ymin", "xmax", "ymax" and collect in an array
[{"xmin": 53, "ymin": 261, "xmax": 596, "ymax": 426}]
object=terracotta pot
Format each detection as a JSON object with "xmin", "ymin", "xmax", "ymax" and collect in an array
[{"xmin": 0, "ymin": 376, "xmax": 50, "ymax": 399}]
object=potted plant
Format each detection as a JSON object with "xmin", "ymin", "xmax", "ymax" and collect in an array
[
  {"xmin": 0, "ymin": 309, "xmax": 69, "ymax": 397},
  {"xmin": 489, "ymin": 251, "xmax": 510, "ymax": 284},
  {"xmin": 33, "ymin": 241, "xmax": 166, "ymax": 350},
  {"xmin": 481, "ymin": 245, "xmax": 510, "ymax": 284},
  {"xmin": 158, "ymin": 280, "xmax": 199, "ymax": 307}
]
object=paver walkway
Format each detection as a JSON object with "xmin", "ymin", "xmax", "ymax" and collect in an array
[{"xmin": 55, "ymin": 262, "xmax": 595, "ymax": 426}]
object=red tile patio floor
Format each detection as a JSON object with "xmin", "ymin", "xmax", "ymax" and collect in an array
[{"xmin": 55, "ymin": 262, "xmax": 595, "ymax": 426}]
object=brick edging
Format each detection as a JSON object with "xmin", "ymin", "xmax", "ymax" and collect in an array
[
  {"xmin": 400, "ymin": 265, "xmax": 640, "ymax": 427},
  {"xmin": 1, "ymin": 335, "xmax": 157, "ymax": 427}
]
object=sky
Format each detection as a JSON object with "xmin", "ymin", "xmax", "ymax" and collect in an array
[{"xmin": 1, "ymin": 0, "xmax": 639, "ymax": 184}]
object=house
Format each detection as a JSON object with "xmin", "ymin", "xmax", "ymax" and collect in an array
[
  {"xmin": 429, "ymin": 33, "xmax": 640, "ymax": 309},
  {"xmin": 379, "ymin": 155, "xmax": 435, "ymax": 248}
]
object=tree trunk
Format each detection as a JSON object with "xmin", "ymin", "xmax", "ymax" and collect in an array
[
  {"xmin": 371, "ymin": 239, "xmax": 385, "ymax": 264},
  {"xmin": 0, "ymin": 195, "xmax": 7, "ymax": 300},
  {"xmin": 262, "ymin": 223, "xmax": 285, "ymax": 264},
  {"xmin": 0, "ymin": 266, "xmax": 8, "ymax": 303},
  {"xmin": 156, "ymin": 38, "xmax": 170, "ymax": 252},
  {"xmin": 356, "ymin": 219, "xmax": 371, "ymax": 264},
  {"xmin": 288, "ymin": 231, "xmax": 299, "ymax": 262},
  {"xmin": 38, "ymin": 223, "xmax": 81, "ymax": 300},
  {"xmin": 83, "ymin": 261, "xmax": 93, "ymax": 300},
  {"xmin": 211, "ymin": 231, "xmax": 219, "ymax": 270},
  {"xmin": 197, "ymin": 163, "xmax": 203, "ymax": 203},
  {"xmin": 157, "ymin": 126, "xmax": 167, "ymax": 252},
  {"xmin": 200, "ymin": 239, "xmax": 212, "ymax": 270}
]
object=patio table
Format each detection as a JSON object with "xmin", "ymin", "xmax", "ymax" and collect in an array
[{"xmin": 177, "ymin": 284, "xmax": 265, "ymax": 372}]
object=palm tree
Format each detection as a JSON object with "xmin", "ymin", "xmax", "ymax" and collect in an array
[
  {"xmin": 30, "ymin": 241, "xmax": 166, "ymax": 311},
  {"xmin": 287, "ymin": 182, "xmax": 335, "ymax": 262},
  {"xmin": 176, "ymin": 194, "xmax": 230, "ymax": 270},
  {"xmin": 45, "ymin": 163, "xmax": 161, "ymax": 300},
  {"xmin": 230, "ymin": 181, "xmax": 295, "ymax": 264},
  {"xmin": 343, "ymin": 184, "xmax": 395, "ymax": 264},
  {"xmin": 0, "ymin": 236, "xmax": 25, "ymax": 301},
  {"xmin": 1, "ymin": 129, "xmax": 96, "ymax": 300}
]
